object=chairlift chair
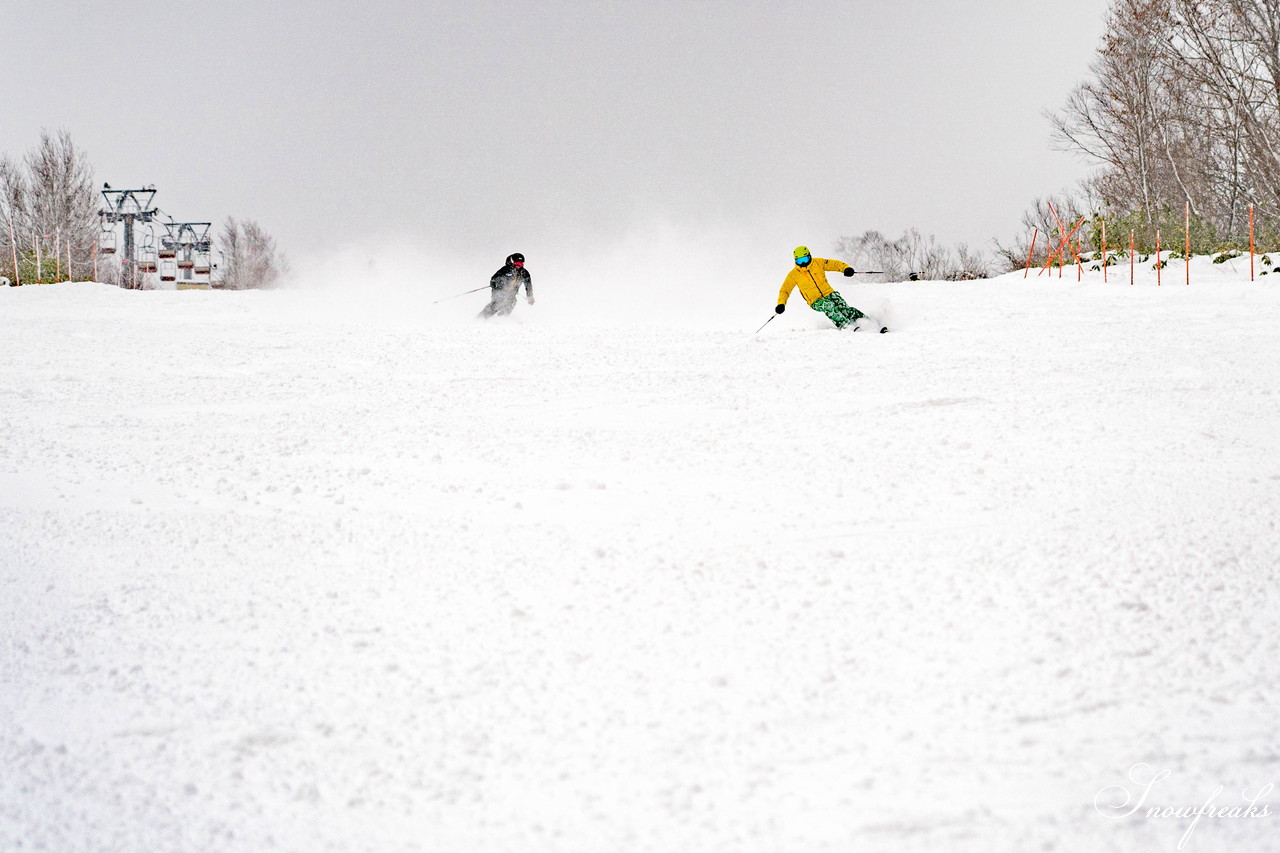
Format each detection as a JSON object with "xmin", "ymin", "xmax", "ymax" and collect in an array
[{"xmin": 136, "ymin": 230, "xmax": 159, "ymax": 274}]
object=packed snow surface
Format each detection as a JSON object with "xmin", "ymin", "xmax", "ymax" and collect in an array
[{"xmin": 2, "ymin": 259, "xmax": 1279, "ymax": 852}]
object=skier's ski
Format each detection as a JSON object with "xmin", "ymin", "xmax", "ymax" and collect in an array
[{"xmin": 847, "ymin": 316, "xmax": 890, "ymax": 334}]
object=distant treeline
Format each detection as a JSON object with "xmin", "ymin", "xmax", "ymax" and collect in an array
[
  {"xmin": 2, "ymin": 130, "xmax": 285, "ymax": 289},
  {"xmin": 1049, "ymin": 0, "xmax": 1280, "ymax": 252},
  {"xmin": 842, "ymin": 0, "xmax": 1280, "ymax": 279}
]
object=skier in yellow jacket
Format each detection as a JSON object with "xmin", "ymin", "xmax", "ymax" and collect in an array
[{"xmin": 775, "ymin": 246, "xmax": 887, "ymax": 332}]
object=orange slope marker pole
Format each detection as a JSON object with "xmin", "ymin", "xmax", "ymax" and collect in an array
[
  {"xmin": 1058, "ymin": 218, "xmax": 1087, "ymax": 273},
  {"xmin": 1024, "ymin": 228, "xmax": 1038, "ymax": 278},
  {"xmin": 1040, "ymin": 216, "xmax": 1067, "ymax": 275},
  {"xmin": 1046, "ymin": 202, "xmax": 1066, "ymax": 278},
  {"xmin": 1076, "ymin": 234, "xmax": 1082, "ymax": 281},
  {"xmin": 1102, "ymin": 218, "xmax": 1108, "ymax": 284},
  {"xmin": 1130, "ymin": 230, "xmax": 1135, "ymax": 286},
  {"xmin": 1040, "ymin": 216, "xmax": 1087, "ymax": 275},
  {"xmin": 1048, "ymin": 202, "xmax": 1066, "ymax": 242}
]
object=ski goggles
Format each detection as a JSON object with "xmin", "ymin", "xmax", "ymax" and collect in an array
[
  {"xmin": 795, "ymin": 255, "xmax": 811, "ymax": 265},
  {"xmin": 512, "ymin": 260, "xmax": 524, "ymax": 267}
]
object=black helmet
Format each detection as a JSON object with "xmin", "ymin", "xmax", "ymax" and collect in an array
[{"xmin": 507, "ymin": 253, "xmax": 525, "ymax": 266}]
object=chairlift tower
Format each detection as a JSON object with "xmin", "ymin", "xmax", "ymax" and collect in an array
[
  {"xmin": 99, "ymin": 184, "xmax": 158, "ymax": 288},
  {"xmin": 161, "ymin": 221, "xmax": 212, "ymax": 287}
]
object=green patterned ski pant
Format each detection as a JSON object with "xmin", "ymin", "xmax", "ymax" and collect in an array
[{"xmin": 810, "ymin": 292, "xmax": 865, "ymax": 329}]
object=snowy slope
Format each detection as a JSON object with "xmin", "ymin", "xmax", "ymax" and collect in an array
[{"xmin": 2, "ymin": 261, "xmax": 1279, "ymax": 852}]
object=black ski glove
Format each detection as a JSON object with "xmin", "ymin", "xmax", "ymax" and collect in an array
[
  {"xmin": 843, "ymin": 267, "xmax": 856, "ymax": 276},
  {"xmin": 775, "ymin": 304, "xmax": 785, "ymax": 314}
]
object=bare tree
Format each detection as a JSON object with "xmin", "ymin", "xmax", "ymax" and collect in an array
[
  {"xmin": 1051, "ymin": 0, "xmax": 1280, "ymax": 248},
  {"xmin": 995, "ymin": 193, "xmax": 1097, "ymax": 271},
  {"xmin": 835, "ymin": 228, "xmax": 989, "ymax": 281},
  {"xmin": 0, "ymin": 130, "xmax": 97, "ymax": 282},
  {"xmin": 26, "ymin": 130, "xmax": 98, "ymax": 279},
  {"xmin": 1051, "ymin": 0, "xmax": 1181, "ymax": 231},
  {"xmin": 0, "ymin": 156, "xmax": 30, "ymax": 283},
  {"xmin": 1167, "ymin": 0, "xmax": 1280, "ymax": 221},
  {"xmin": 220, "ymin": 216, "xmax": 287, "ymax": 289}
]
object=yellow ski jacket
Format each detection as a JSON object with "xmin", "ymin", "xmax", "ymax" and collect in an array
[{"xmin": 777, "ymin": 258, "xmax": 852, "ymax": 307}]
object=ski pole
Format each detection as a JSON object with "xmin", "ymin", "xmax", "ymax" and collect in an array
[
  {"xmin": 754, "ymin": 314, "xmax": 777, "ymax": 335},
  {"xmin": 747, "ymin": 311, "xmax": 778, "ymax": 333},
  {"xmin": 852, "ymin": 270, "xmax": 923, "ymax": 279},
  {"xmin": 431, "ymin": 285, "xmax": 490, "ymax": 305}
]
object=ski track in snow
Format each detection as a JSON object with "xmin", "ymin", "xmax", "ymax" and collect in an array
[{"xmin": 2, "ymin": 265, "xmax": 1279, "ymax": 852}]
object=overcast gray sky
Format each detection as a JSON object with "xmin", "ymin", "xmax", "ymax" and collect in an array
[{"xmin": 3, "ymin": 0, "xmax": 1112, "ymax": 268}]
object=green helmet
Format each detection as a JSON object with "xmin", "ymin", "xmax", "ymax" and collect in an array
[{"xmin": 793, "ymin": 246, "xmax": 811, "ymax": 260}]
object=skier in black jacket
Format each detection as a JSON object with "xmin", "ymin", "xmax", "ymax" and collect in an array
[{"xmin": 479, "ymin": 253, "xmax": 534, "ymax": 318}]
